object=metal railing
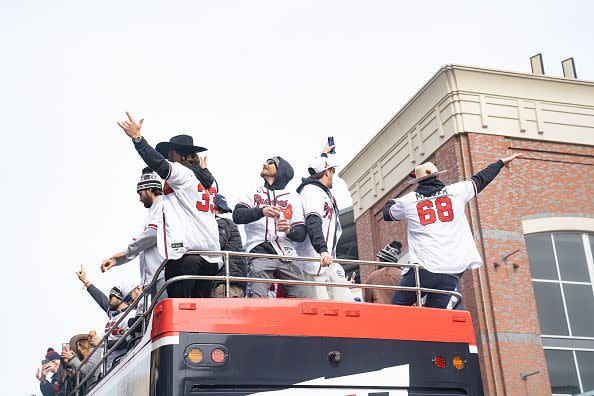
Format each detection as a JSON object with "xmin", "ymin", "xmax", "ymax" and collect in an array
[{"xmin": 68, "ymin": 250, "xmax": 462, "ymax": 395}]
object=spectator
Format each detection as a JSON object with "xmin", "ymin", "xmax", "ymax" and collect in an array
[
  {"xmin": 295, "ymin": 146, "xmax": 351, "ymax": 301},
  {"xmin": 383, "ymin": 154, "xmax": 520, "ymax": 308},
  {"xmin": 232, "ymin": 156, "xmax": 311, "ymax": 298},
  {"xmin": 61, "ymin": 334, "xmax": 102, "ymax": 392},
  {"xmin": 212, "ymin": 194, "xmax": 247, "ymax": 298},
  {"xmin": 36, "ymin": 349, "xmax": 62, "ymax": 396},
  {"xmin": 76, "ymin": 265, "xmax": 129, "ymax": 319},
  {"xmin": 364, "ymin": 241, "xmax": 403, "ymax": 304},
  {"xmin": 100, "ymin": 167, "xmax": 167, "ymax": 304},
  {"xmin": 117, "ymin": 113, "xmax": 221, "ymax": 298},
  {"xmin": 103, "ymin": 285, "xmax": 138, "ymax": 369}
]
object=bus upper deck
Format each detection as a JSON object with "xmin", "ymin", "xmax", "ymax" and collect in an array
[{"xmin": 68, "ymin": 251, "xmax": 483, "ymax": 396}]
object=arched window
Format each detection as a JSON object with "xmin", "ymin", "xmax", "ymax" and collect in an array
[{"xmin": 525, "ymin": 230, "xmax": 594, "ymax": 395}]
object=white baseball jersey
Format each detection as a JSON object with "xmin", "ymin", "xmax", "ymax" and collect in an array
[
  {"xmin": 157, "ymin": 162, "xmax": 221, "ymax": 265},
  {"xmin": 138, "ymin": 197, "xmax": 164, "ymax": 285},
  {"xmin": 387, "ymin": 180, "xmax": 482, "ymax": 274},
  {"xmin": 118, "ymin": 197, "xmax": 165, "ymax": 286},
  {"xmin": 239, "ymin": 186, "xmax": 305, "ymax": 256},
  {"xmin": 295, "ymin": 184, "xmax": 342, "ymax": 275}
]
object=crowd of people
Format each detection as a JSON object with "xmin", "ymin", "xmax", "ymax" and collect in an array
[{"xmin": 35, "ymin": 111, "xmax": 519, "ymax": 395}]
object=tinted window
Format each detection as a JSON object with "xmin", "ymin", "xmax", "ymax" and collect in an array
[
  {"xmin": 525, "ymin": 234, "xmax": 557, "ymax": 280},
  {"xmin": 545, "ymin": 349, "xmax": 580, "ymax": 395},
  {"xmin": 563, "ymin": 284, "xmax": 594, "ymax": 337},
  {"xmin": 533, "ymin": 282, "xmax": 569, "ymax": 335},
  {"xmin": 577, "ymin": 351, "xmax": 594, "ymax": 393},
  {"xmin": 554, "ymin": 233, "xmax": 590, "ymax": 282}
]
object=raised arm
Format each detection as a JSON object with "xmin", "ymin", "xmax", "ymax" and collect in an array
[
  {"xmin": 117, "ymin": 112, "xmax": 170, "ymax": 179},
  {"xmin": 471, "ymin": 153, "xmax": 520, "ymax": 194},
  {"xmin": 101, "ymin": 227, "xmax": 158, "ymax": 272}
]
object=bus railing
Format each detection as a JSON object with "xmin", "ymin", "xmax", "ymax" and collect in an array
[{"xmin": 68, "ymin": 250, "xmax": 462, "ymax": 396}]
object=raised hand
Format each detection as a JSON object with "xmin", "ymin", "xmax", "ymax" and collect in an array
[
  {"xmin": 100, "ymin": 258, "xmax": 117, "ymax": 273},
  {"xmin": 61, "ymin": 349, "xmax": 75, "ymax": 363},
  {"xmin": 199, "ymin": 156, "xmax": 208, "ymax": 169},
  {"xmin": 117, "ymin": 112, "xmax": 144, "ymax": 139},
  {"xmin": 501, "ymin": 153, "xmax": 521, "ymax": 169},
  {"xmin": 322, "ymin": 142, "xmax": 336, "ymax": 155},
  {"xmin": 36, "ymin": 367, "xmax": 43, "ymax": 382},
  {"xmin": 76, "ymin": 265, "xmax": 88, "ymax": 284}
]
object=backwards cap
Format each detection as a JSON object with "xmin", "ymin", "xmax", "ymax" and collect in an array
[{"xmin": 308, "ymin": 156, "xmax": 339, "ymax": 176}]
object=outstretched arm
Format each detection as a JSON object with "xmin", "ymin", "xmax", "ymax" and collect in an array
[
  {"xmin": 471, "ymin": 153, "xmax": 520, "ymax": 194},
  {"xmin": 117, "ymin": 112, "xmax": 170, "ymax": 179}
]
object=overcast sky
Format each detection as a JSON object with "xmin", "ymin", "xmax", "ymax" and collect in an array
[{"xmin": 1, "ymin": 1, "xmax": 593, "ymax": 394}]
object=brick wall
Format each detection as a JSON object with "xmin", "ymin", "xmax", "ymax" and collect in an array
[{"xmin": 355, "ymin": 132, "xmax": 594, "ymax": 395}]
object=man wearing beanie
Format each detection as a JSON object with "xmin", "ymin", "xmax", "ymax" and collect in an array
[
  {"xmin": 117, "ymin": 112, "xmax": 221, "ymax": 298},
  {"xmin": 100, "ymin": 167, "xmax": 167, "ymax": 303}
]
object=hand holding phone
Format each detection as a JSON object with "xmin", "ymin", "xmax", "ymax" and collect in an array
[{"xmin": 327, "ymin": 136, "xmax": 336, "ymax": 154}]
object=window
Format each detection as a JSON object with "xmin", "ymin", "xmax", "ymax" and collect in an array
[{"xmin": 526, "ymin": 232, "xmax": 594, "ymax": 395}]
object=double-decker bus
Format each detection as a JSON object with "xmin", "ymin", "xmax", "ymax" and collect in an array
[{"xmin": 70, "ymin": 252, "xmax": 484, "ymax": 396}]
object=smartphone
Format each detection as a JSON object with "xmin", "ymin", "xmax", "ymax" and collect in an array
[
  {"xmin": 41, "ymin": 359, "xmax": 49, "ymax": 366},
  {"xmin": 62, "ymin": 343, "xmax": 70, "ymax": 351},
  {"xmin": 327, "ymin": 136, "xmax": 336, "ymax": 154}
]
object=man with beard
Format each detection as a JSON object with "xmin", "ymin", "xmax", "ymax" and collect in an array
[
  {"xmin": 76, "ymin": 266, "xmax": 130, "ymax": 319},
  {"xmin": 100, "ymin": 168, "xmax": 167, "ymax": 303},
  {"xmin": 233, "ymin": 156, "xmax": 311, "ymax": 298},
  {"xmin": 117, "ymin": 112, "xmax": 221, "ymax": 298}
]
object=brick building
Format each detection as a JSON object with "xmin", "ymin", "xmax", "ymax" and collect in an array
[{"xmin": 339, "ymin": 65, "xmax": 594, "ymax": 395}]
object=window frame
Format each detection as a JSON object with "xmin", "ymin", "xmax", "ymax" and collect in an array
[{"xmin": 527, "ymin": 231, "xmax": 594, "ymax": 395}]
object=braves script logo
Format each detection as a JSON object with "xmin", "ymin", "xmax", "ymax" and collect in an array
[
  {"xmin": 323, "ymin": 201, "xmax": 333, "ymax": 219},
  {"xmin": 254, "ymin": 194, "xmax": 289, "ymax": 208},
  {"xmin": 282, "ymin": 204, "xmax": 293, "ymax": 220}
]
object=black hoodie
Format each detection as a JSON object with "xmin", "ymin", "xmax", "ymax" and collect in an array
[
  {"xmin": 233, "ymin": 156, "xmax": 307, "ymax": 254},
  {"xmin": 296, "ymin": 177, "xmax": 338, "ymax": 254}
]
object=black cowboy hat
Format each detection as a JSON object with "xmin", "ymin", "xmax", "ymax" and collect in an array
[{"xmin": 155, "ymin": 134, "xmax": 207, "ymax": 158}]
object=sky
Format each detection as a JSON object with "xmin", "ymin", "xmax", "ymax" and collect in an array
[{"xmin": 1, "ymin": 1, "xmax": 593, "ymax": 394}]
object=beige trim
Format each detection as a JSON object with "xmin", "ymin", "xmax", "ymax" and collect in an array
[
  {"xmin": 341, "ymin": 64, "xmax": 594, "ymax": 220},
  {"xmin": 522, "ymin": 217, "xmax": 594, "ymax": 235}
]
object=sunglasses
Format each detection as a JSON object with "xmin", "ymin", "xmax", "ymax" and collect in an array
[{"xmin": 264, "ymin": 159, "xmax": 277, "ymax": 166}]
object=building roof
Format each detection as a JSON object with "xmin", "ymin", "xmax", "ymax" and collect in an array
[{"xmin": 340, "ymin": 64, "xmax": 594, "ymax": 219}]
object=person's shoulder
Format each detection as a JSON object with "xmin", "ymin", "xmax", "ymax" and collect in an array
[
  {"xmin": 446, "ymin": 180, "xmax": 473, "ymax": 193},
  {"xmin": 395, "ymin": 190, "xmax": 416, "ymax": 202}
]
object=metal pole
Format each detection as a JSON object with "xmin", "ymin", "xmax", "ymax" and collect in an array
[
  {"xmin": 141, "ymin": 289, "xmax": 148, "ymax": 335},
  {"xmin": 75, "ymin": 370, "xmax": 80, "ymax": 396},
  {"xmin": 102, "ymin": 340, "xmax": 108, "ymax": 376},
  {"xmin": 224, "ymin": 252, "xmax": 230, "ymax": 298},
  {"xmin": 415, "ymin": 265, "xmax": 422, "ymax": 307}
]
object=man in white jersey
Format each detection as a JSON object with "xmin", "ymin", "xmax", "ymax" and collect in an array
[
  {"xmin": 117, "ymin": 112, "xmax": 221, "ymax": 298},
  {"xmin": 383, "ymin": 153, "xmax": 519, "ymax": 308},
  {"xmin": 100, "ymin": 167, "xmax": 168, "ymax": 304},
  {"xmin": 295, "ymin": 149, "xmax": 352, "ymax": 301},
  {"xmin": 233, "ymin": 156, "xmax": 312, "ymax": 298}
]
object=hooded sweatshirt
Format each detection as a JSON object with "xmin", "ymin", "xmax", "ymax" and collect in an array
[
  {"xmin": 233, "ymin": 157, "xmax": 306, "ymax": 256},
  {"xmin": 381, "ymin": 159, "xmax": 505, "ymax": 274},
  {"xmin": 294, "ymin": 177, "xmax": 342, "ymax": 275}
]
